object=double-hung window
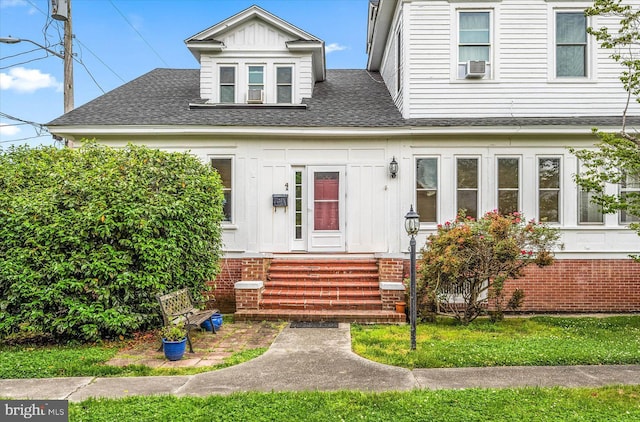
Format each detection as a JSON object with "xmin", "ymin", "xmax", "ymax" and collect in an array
[
  {"xmin": 620, "ymin": 173, "xmax": 640, "ymax": 224},
  {"xmin": 276, "ymin": 66, "xmax": 293, "ymax": 103},
  {"xmin": 456, "ymin": 158, "xmax": 479, "ymax": 219},
  {"xmin": 219, "ymin": 66, "xmax": 236, "ymax": 103},
  {"xmin": 538, "ymin": 158, "xmax": 561, "ymax": 223},
  {"xmin": 416, "ymin": 158, "xmax": 438, "ymax": 223},
  {"xmin": 211, "ymin": 158, "xmax": 233, "ymax": 222},
  {"xmin": 577, "ymin": 161, "xmax": 604, "ymax": 224},
  {"xmin": 459, "ymin": 11, "xmax": 491, "ymax": 76},
  {"xmin": 248, "ymin": 65, "xmax": 264, "ymax": 103},
  {"xmin": 556, "ymin": 12, "xmax": 587, "ymax": 77},
  {"xmin": 497, "ymin": 157, "xmax": 520, "ymax": 215}
]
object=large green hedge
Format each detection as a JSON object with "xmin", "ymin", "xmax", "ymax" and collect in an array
[{"xmin": 0, "ymin": 143, "xmax": 224, "ymax": 342}]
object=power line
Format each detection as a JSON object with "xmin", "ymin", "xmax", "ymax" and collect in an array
[
  {"xmin": 108, "ymin": 0, "xmax": 169, "ymax": 67},
  {"xmin": 0, "ymin": 134, "xmax": 51, "ymax": 144},
  {"xmin": 75, "ymin": 38, "xmax": 125, "ymax": 83},
  {"xmin": 0, "ymin": 55, "xmax": 50, "ymax": 70}
]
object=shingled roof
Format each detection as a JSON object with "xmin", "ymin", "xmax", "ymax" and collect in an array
[
  {"xmin": 48, "ymin": 68, "xmax": 637, "ymax": 130},
  {"xmin": 48, "ymin": 69, "xmax": 405, "ymax": 128}
]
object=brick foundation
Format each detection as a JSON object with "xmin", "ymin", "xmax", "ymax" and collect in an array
[
  {"xmin": 502, "ymin": 259, "xmax": 640, "ymax": 313},
  {"xmin": 210, "ymin": 257, "xmax": 640, "ymax": 314}
]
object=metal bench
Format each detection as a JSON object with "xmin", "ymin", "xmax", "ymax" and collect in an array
[{"xmin": 157, "ymin": 288, "xmax": 219, "ymax": 353}]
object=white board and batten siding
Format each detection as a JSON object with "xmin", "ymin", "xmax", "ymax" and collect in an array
[
  {"xmin": 198, "ymin": 18, "xmax": 315, "ymax": 104},
  {"xmin": 380, "ymin": 0, "xmax": 640, "ymax": 119}
]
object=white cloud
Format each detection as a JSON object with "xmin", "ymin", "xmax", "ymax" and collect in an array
[
  {"xmin": 0, "ymin": 67, "xmax": 63, "ymax": 93},
  {"xmin": 0, "ymin": 0, "xmax": 27, "ymax": 8},
  {"xmin": 326, "ymin": 43, "xmax": 348, "ymax": 54},
  {"xmin": 0, "ymin": 123, "xmax": 21, "ymax": 137}
]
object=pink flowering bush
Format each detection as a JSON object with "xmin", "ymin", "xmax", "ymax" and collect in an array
[{"xmin": 417, "ymin": 210, "xmax": 561, "ymax": 324}]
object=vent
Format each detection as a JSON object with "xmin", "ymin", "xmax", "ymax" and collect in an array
[
  {"xmin": 247, "ymin": 89, "xmax": 264, "ymax": 104},
  {"xmin": 465, "ymin": 60, "xmax": 486, "ymax": 78}
]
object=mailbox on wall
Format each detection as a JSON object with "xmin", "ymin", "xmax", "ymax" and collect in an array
[{"xmin": 272, "ymin": 194, "xmax": 288, "ymax": 210}]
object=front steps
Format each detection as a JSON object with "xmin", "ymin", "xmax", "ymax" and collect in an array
[{"xmin": 235, "ymin": 258, "xmax": 406, "ymax": 324}]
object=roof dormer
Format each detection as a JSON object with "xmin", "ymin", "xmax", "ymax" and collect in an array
[{"xmin": 185, "ymin": 5, "xmax": 325, "ymax": 105}]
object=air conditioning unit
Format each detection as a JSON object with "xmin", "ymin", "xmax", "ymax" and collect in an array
[
  {"xmin": 247, "ymin": 89, "xmax": 264, "ymax": 104},
  {"xmin": 465, "ymin": 60, "xmax": 486, "ymax": 78}
]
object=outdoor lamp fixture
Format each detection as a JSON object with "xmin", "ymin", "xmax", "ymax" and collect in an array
[
  {"xmin": 0, "ymin": 37, "xmax": 64, "ymax": 59},
  {"xmin": 404, "ymin": 205, "xmax": 420, "ymax": 350},
  {"xmin": 389, "ymin": 157, "xmax": 398, "ymax": 178}
]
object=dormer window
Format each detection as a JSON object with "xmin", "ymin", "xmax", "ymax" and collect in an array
[
  {"xmin": 248, "ymin": 65, "xmax": 264, "ymax": 103},
  {"xmin": 276, "ymin": 66, "xmax": 293, "ymax": 103},
  {"xmin": 219, "ymin": 66, "xmax": 236, "ymax": 103}
]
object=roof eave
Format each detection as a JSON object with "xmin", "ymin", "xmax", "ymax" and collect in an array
[{"xmin": 367, "ymin": 0, "xmax": 398, "ymax": 71}]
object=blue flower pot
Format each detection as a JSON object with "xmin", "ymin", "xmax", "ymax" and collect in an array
[
  {"xmin": 162, "ymin": 338, "xmax": 187, "ymax": 361},
  {"xmin": 201, "ymin": 313, "xmax": 223, "ymax": 331}
]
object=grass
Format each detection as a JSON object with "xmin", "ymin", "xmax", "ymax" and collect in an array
[
  {"xmin": 67, "ymin": 386, "xmax": 640, "ymax": 421},
  {"xmin": 0, "ymin": 343, "xmax": 269, "ymax": 378},
  {"xmin": 351, "ymin": 315, "xmax": 640, "ymax": 368}
]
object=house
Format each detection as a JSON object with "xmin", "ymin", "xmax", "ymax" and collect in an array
[{"xmin": 48, "ymin": 1, "xmax": 640, "ymax": 321}]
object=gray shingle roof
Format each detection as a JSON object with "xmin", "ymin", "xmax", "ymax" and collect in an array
[
  {"xmin": 48, "ymin": 69, "xmax": 404, "ymax": 128},
  {"xmin": 47, "ymin": 68, "xmax": 638, "ymax": 129}
]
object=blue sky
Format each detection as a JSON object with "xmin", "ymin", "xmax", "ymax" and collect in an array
[{"xmin": 0, "ymin": 0, "xmax": 370, "ymax": 147}]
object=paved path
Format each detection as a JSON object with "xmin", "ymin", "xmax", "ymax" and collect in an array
[{"xmin": 1, "ymin": 323, "xmax": 638, "ymax": 402}]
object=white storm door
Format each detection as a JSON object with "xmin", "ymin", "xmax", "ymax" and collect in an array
[{"xmin": 307, "ymin": 166, "xmax": 346, "ymax": 252}]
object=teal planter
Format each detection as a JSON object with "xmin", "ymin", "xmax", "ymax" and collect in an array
[{"xmin": 162, "ymin": 337, "xmax": 187, "ymax": 361}]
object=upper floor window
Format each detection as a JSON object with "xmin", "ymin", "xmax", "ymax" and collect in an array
[
  {"xmin": 556, "ymin": 12, "xmax": 587, "ymax": 77},
  {"xmin": 497, "ymin": 157, "xmax": 520, "ymax": 216},
  {"xmin": 620, "ymin": 173, "xmax": 640, "ymax": 224},
  {"xmin": 458, "ymin": 11, "xmax": 491, "ymax": 79},
  {"xmin": 456, "ymin": 157, "xmax": 479, "ymax": 219},
  {"xmin": 219, "ymin": 66, "xmax": 236, "ymax": 103},
  {"xmin": 416, "ymin": 158, "xmax": 438, "ymax": 223},
  {"xmin": 211, "ymin": 158, "xmax": 233, "ymax": 222},
  {"xmin": 276, "ymin": 66, "xmax": 293, "ymax": 104},
  {"xmin": 248, "ymin": 65, "xmax": 264, "ymax": 103},
  {"xmin": 538, "ymin": 157, "xmax": 561, "ymax": 223}
]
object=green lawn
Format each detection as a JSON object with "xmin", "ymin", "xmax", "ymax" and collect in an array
[
  {"xmin": 0, "ymin": 344, "xmax": 267, "ymax": 379},
  {"xmin": 68, "ymin": 386, "xmax": 640, "ymax": 421},
  {"xmin": 351, "ymin": 316, "xmax": 640, "ymax": 368},
  {"xmin": 2, "ymin": 316, "xmax": 639, "ymax": 379}
]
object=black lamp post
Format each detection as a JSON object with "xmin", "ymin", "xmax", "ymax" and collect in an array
[{"xmin": 404, "ymin": 205, "xmax": 419, "ymax": 350}]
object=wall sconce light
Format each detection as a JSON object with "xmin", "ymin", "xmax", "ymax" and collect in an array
[{"xmin": 389, "ymin": 156, "xmax": 398, "ymax": 178}]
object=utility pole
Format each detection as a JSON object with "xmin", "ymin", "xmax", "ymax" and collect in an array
[
  {"xmin": 52, "ymin": 0, "xmax": 73, "ymax": 146},
  {"xmin": 63, "ymin": 0, "xmax": 73, "ymax": 114}
]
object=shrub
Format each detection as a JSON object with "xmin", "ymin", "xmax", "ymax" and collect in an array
[
  {"xmin": 417, "ymin": 211, "xmax": 561, "ymax": 324},
  {"xmin": 0, "ymin": 142, "xmax": 224, "ymax": 342}
]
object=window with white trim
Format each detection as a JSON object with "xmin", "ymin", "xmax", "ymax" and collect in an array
[
  {"xmin": 538, "ymin": 157, "xmax": 561, "ymax": 223},
  {"xmin": 556, "ymin": 11, "xmax": 587, "ymax": 77},
  {"xmin": 219, "ymin": 66, "xmax": 236, "ymax": 103},
  {"xmin": 458, "ymin": 10, "xmax": 491, "ymax": 78},
  {"xmin": 248, "ymin": 65, "xmax": 264, "ymax": 103},
  {"xmin": 577, "ymin": 161, "xmax": 604, "ymax": 224},
  {"xmin": 276, "ymin": 66, "xmax": 293, "ymax": 104},
  {"xmin": 497, "ymin": 157, "xmax": 520, "ymax": 215},
  {"xmin": 416, "ymin": 158, "xmax": 438, "ymax": 223},
  {"xmin": 620, "ymin": 173, "xmax": 640, "ymax": 224},
  {"xmin": 211, "ymin": 158, "xmax": 233, "ymax": 222},
  {"xmin": 456, "ymin": 157, "xmax": 479, "ymax": 219}
]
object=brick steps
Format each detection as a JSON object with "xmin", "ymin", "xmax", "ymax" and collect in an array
[
  {"xmin": 236, "ymin": 257, "xmax": 406, "ymax": 324},
  {"xmin": 235, "ymin": 309, "xmax": 405, "ymax": 324}
]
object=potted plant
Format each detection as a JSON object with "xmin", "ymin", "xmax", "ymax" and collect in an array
[{"xmin": 161, "ymin": 325, "xmax": 187, "ymax": 361}]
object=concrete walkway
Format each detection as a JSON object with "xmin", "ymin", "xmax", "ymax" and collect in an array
[{"xmin": 1, "ymin": 323, "xmax": 638, "ymax": 402}]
